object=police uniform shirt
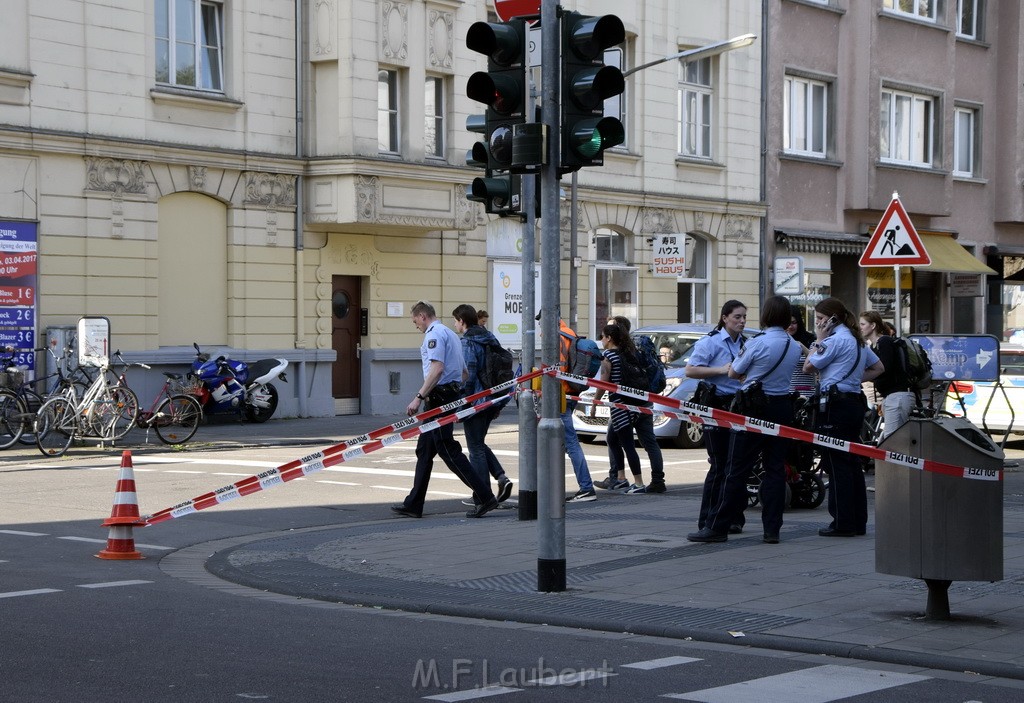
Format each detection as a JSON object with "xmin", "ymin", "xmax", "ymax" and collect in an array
[
  {"xmin": 731, "ymin": 327, "xmax": 802, "ymax": 396},
  {"xmin": 422, "ymin": 321, "xmax": 466, "ymax": 384},
  {"xmin": 688, "ymin": 329, "xmax": 743, "ymax": 396},
  {"xmin": 808, "ymin": 325, "xmax": 880, "ymax": 393}
]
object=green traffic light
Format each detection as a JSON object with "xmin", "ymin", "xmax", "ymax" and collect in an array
[{"xmin": 570, "ymin": 117, "xmax": 625, "ymax": 158}]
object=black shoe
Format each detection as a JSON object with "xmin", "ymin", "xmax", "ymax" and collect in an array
[
  {"xmin": 646, "ymin": 482, "xmax": 667, "ymax": 494},
  {"xmin": 856, "ymin": 528, "xmax": 867, "ymax": 536},
  {"xmin": 391, "ymin": 505, "xmax": 421, "ymax": 519},
  {"xmin": 496, "ymin": 478, "xmax": 514, "ymax": 503},
  {"xmin": 818, "ymin": 526, "xmax": 856, "ymax": 537},
  {"xmin": 728, "ymin": 524, "xmax": 743, "ymax": 535},
  {"xmin": 763, "ymin": 533, "xmax": 780, "ymax": 544},
  {"xmin": 466, "ymin": 498, "xmax": 499, "ymax": 518},
  {"xmin": 687, "ymin": 527, "xmax": 727, "ymax": 543}
]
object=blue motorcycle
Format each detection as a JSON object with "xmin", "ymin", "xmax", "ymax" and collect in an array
[{"xmin": 189, "ymin": 343, "xmax": 288, "ymax": 423}]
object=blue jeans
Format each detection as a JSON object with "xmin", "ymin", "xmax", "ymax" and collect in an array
[
  {"xmin": 561, "ymin": 400, "xmax": 593, "ymax": 492},
  {"xmin": 463, "ymin": 405, "xmax": 506, "ymax": 482}
]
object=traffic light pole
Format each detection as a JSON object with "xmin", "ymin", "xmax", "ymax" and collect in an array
[
  {"xmin": 517, "ymin": 74, "xmax": 538, "ymax": 522},
  {"xmin": 537, "ymin": 0, "xmax": 565, "ymax": 593}
]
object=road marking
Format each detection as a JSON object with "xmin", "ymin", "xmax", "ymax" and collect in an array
[
  {"xmin": 371, "ymin": 485, "xmax": 410, "ymax": 492},
  {"xmin": 77, "ymin": 580, "xmax": 153, "ymax": 589},
  {"xmin": 213, "ymin": 472, "xmax": 252, "ymax": 477},
  {"xmin": 164, "ymin": 470, "xmax": 206, "ymax": 474},
  {"xmin": 57, "ymin": 536, "xmax": 175, "ymax": 551},
  {"xmin": 0, "ymin": 589, "xmax": 62, "ymax": 599},
  {"xmin": 663, "ymin": 665, "xmax": 929, "ymax": 703},
  {"xmin": 316, "ymin": 480, "xmax": 360, "ymax": 486},
  {"xmin": 424, "ymin": 686, "xmax": 521, "ymax": 701},
  {"xmin": 0, "ymin": 530, "xmax": 48, "ymax": 537},
  {"xmin": 621, "ymin": 655, "xmax": 701, "ymax": 670},
  {"xmin": 530, "ymin": 670, "xmax": 616, "ymax": 686}
]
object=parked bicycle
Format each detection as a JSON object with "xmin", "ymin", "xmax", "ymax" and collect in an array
[
  {"xmin": 0, "ymin": 344, "xmax": 91, "ymax": 448},
  {"xmin": 135, "ymin": 371, "xmax": 203, "ymax": 445}
]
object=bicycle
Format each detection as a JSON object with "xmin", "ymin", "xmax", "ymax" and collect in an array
[
  {"xmin": 33, "ymin": 354, "xmax": 140, "ymax": 457},
  {"xmin": 135, "ymin": 370, "xmax": 203, "ymax": 445},
  {"xmin": 0, "ymin": 344, "xmax": 91, "ymax": 447}
]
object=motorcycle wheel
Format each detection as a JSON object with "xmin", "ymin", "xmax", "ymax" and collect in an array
[{"xmin": 245, "ymin": 383, "xmax": 279, "ymax": 423}]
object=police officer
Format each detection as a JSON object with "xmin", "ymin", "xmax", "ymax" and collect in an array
[
  {"xmin": 688, "ymin": 296, "xmax": 803, "ymax": 544},
  {"xmin": 804, "ymin": 297, "xmax": 883, "ymax": 537},
  {"xmin": 684, "ymin": 300, "xmax": 747, "ymax": 532},
  {"xmin": 392, "ymin": 300, "xmax": 499, "ymax": 519}
]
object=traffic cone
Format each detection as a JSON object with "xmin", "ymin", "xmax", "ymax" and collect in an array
[{"xmin": 96, "ymin": 450, "xmax": 146, "ymax": 560}]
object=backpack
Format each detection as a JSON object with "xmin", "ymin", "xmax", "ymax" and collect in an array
[
  {"xmin": 893, "ymin": 337, "xmax": 933, "ymax": 392},
  {"xmin": 559, "ymin": 331, "xmax": 602, "ymax": 393},
  {"xmin": 633, "ymin": 335, "xmax": 667, "ymax": 393},
  {"xmin": 470, "ymin": 337, "xmax": 514, "ymax": 390},
  {"xmin": 616, "ymin": 349, "xmax": 649, "ymax": 397}
]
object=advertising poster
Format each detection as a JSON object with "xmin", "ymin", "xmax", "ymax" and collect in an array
[
  {"xmin": 0, "ymin": 221, "xmax": 38, "ymax": 372},
  {"xmin": 490, "ymin": 261, "xmax": 542, "ymax": 349}
]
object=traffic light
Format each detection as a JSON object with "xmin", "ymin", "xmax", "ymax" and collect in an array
[
  {"xmin": 559, "ymin": 12, "xmax": 626, "ymax": 173},
  {"xmin": 466, "ymin": 20, "xmax": 527, "ymax": 174}
]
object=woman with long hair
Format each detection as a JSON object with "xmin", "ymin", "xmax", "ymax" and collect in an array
[
  {"xmin": 684, "ymin": 300, "xmax": 747, "ymax": 532},
  {"xmin": 590, "ymin": 323, "xmax": 645, "ymax": 493},
  {"xmin": 860, "ymin": 310, "xmax": 914, "ymax": 439},
  {"xmin": 688, "ymin": 296, "xmax": 803, "ymax": 544},
  {"xmin": 804, "ymin": 298, "xmax": 883, "ymax": 537}
]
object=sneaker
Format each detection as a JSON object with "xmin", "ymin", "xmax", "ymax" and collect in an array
[
  {"xmin": 624, "ymin": 484, "xmax": 647, "ymax": 494},
  {"xmin": 646, "ymin": 482, "xmax": 666, "ymax": 494},
  {"xmin": 593, "ymin": 478, "xmax": 615, "ymax": 490},
  {"xmin": 496, "ymin": 478, "xmax": 514, "ymax": 503},
  {"xmin": 611, "ymin": 479, "xmax": 630, "ymax": 490},
  {"xmin": 466, "ymin": 498, "xmax": 499, "ymax": 518},
  {"xmin": 687, "ymin": 527, "xmax": 727, "ymax": 543},
  {"xmin": 390, "ymin": 505, "xmax": 422, "ymax": 519},
  {"xmin": 728, "ymin": 524, "xmax": 744, "ymax": 535},
  {"xmin": 461, "ymin": 499, "xmax": 478, "ymax": 506},
  {"xmin": 565, "ymin": 488, "xmax": 597, "ymax": 503}
]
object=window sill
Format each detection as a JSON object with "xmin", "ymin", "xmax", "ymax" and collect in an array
[
  {"xmin": 0, "ymin": 67, "xmax": 33, "ymax": 106},
  {"xmin": 953, "ymin": 174, "xmax": 987, "ymax": 185},
  {"xmin": 150, "ymin": 86, "xmax": 243, "ymax": 112},
  {"xmin": 782, "ymin": 0, "xmax": 845, "ymax": 16},
  {"xmin": 876, "ymin": 160, "xmax": 946, "ymax": 177},
  {"xmin": 779, "ymin": 151, "xmax": 843, "ymax": 168},
  {"xmin": 955, "ymin": 35, "xmax": 991, "ymax": 49},
  {"xmin": 676, "ymin": 155, "xmax": 724, "ymax": 170},
  {"xmin": 878, "ymin": 9, "xmax": 950, "ymax": 34}
]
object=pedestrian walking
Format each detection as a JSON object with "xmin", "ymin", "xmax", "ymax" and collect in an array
[
  {"xmin": 392, "ymin": 301, "xmax": 499, "ymax": 519},
  {"xmin": 684, "ymin": 300, "xmax": 747, "ymax": 532},
  {"xmin": 548, "ymin": 313, "xmax": 598, "ymax": 503},
  {"xmin": 688, "ymin": 296, "xmax": 804, "ymax": 544},
  {"xmin": 804, "ymin": 298, "xmax": 883, "ymax": 537},
  {"xmin": 860, "ymin": 310, "xmax": 914, "ymax": 439},
  {"xmin": 590, "ymin": 324, "xmax": 646, "ymax": 493},
  {"xmin": 596, "ymin": 316, "xmax": 666, "ymax": 493},
  {"xmin": 477, "ymin": 310, "xmax": 489, "ymax": 328},
  {"xmin": 452, "ymin": 304, "xmax": 514, "ymax": 504}
]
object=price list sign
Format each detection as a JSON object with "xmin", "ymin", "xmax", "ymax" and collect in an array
[{"xmin": 0, "ymin": 221, "xmax": 38, "ymax": 371}]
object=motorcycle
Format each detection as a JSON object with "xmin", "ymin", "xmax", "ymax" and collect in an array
[{"xmin": 189, "ymin": 343, "xmax": 288, "ymax": 423}]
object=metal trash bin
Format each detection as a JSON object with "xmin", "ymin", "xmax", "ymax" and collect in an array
[{"xmin": 875, "ymin": 416, "xmax": 1003, "ymax": 618}]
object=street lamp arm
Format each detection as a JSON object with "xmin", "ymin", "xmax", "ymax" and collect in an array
[{"xmin": 622, "ymin": 33, "xmax": 757, "ymax": 78}]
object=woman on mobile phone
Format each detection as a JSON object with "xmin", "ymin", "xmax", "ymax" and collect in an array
[{"xmin": 804, "ymin": 298, "xmax": 884, "ymax": 538}]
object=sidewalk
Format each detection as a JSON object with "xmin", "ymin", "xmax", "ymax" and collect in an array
[{"xmin": 187, "ymin": 413, "xmax": 1024, "ymax": 682}]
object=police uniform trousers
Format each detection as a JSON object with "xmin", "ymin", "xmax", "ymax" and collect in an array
[{"xmin": 815, "ymin": 394, "xmax": 868, "ymax": 534}]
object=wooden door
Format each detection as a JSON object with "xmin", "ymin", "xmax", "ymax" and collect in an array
[{"xmin": 331, "ymin": 275, "xmax": 361, "ymax": 413}]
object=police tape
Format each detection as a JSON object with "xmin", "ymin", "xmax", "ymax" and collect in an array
[
  {"xmin": 555, "ymin": 367, "xmax": 1001, "ymax": 483},
  {"xmin": 141, "ymin": 370, "xmax": 544, "ymax": 526}
]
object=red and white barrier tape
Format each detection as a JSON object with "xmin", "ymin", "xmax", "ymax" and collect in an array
[
  {"xmin": 555, "ymin": 367, "xmax": 1001, "ymax": 482},
  {"xmin": 142, "ymin": 370, "xmax": 543, "ymax": 526}
]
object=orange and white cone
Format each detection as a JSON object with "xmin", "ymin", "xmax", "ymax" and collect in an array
[{"xmin": 96, "ymin": 450, "xmax": 146, "ymax": 560}]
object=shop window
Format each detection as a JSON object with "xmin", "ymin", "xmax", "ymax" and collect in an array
[
  {"xmin": 591, "ymin": 228, "xmax": 637, "ymax": 336},
  {"xmin": 677, "ymin": 234, "xmax": 710, "ymax": 323}
]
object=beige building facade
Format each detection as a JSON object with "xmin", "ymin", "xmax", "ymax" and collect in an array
[{"xmin": 0, "ymin": 0, "xmax": 762, "ymax": 417}]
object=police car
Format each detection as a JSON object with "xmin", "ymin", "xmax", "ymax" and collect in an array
[
  {"xmin": 944, "ymin": 343, "xmax": 1024, "ymax": 438},
  {"xmin": 572, "ymin": 323, "xmax": 759, "ymax": 449}
]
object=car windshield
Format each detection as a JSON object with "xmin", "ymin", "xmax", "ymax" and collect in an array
[{"xmin": 635, "ymin": 332, "xmax": 703, "ymax": 369}]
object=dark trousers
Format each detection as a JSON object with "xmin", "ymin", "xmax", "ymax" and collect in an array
[
  {"xmin": 816, "ymin": 395, "xmax": 868, "ymax": 533},
  {"xmin": 463, "ymin": 405, "xmax": 505, "ymax": 482},
  {"xmin": 706, "ymin": 395, "xmax": 793, "ymax": 535},
  {"xmin": 607, "ymin": 409, "xmax": 664, "ymax": 484},
  {"xmin": 606, "ymin": 419, "xmax": 642, "ymax": 480},
  {"xmin": 699, "ymin": 425, "xmax": 740, "ymax": 529},
  {"xmin": 404, "ymin": 403, "xmax": 495, "ymax": 514}
]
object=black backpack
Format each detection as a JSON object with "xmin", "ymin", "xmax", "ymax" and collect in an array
[
  {"xmin": 616, "ymin": 349, "xmax": 649, "ymax": 395},
  {"xmin": 471, "ymin": 338, "xmax": 514, "ymax": 390},
  {"xmin": 634, "ymin": 335, "xmax": 667, "ymax": 393}
]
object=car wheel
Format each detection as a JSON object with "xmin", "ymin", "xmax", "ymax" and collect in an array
[{"xmin": 672, "ymin": 420, "xmax": 704, "ymax": 449}]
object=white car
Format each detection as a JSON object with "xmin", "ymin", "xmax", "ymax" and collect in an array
[{"xmin": 944, "ymin": 344, "xmax": 1024, "ymax": 438}]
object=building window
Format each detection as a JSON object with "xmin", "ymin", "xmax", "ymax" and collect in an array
[
  {"xmin": 591, "ymin": 228, "xmax": 637, "ymax": 337},
  {"xmin": 424, "ymin": 76, "xmax": 446, "ymax": 159},
  {"xmin": 677, "ymin": 235, "xmax": 710, "ymax": 324},
  {"xmin": 883, "ymin": 0, "xmax": 938, "ymax": 22},
  {"xmin": 604, "ymin": 46, "xmax": 627, "ymax": 149},
  {"xmin": 953, "ymin": 106, "xmax": 979, "ymax": 177},
  {"xmin": 784, "ymin": 75, "xmax": 828, "ymax": 157},
  {"xmin": 378, "ymin": 69, "xmax": 400, "ymax": 154},
  {"xmin": 678, "ymin": 57, "xmax": 713, "ymax": 159},
  {"xmin": 156, "ymin": 0, "xmax": 224, "ymax": 91},
  {"xmin": 880, "ymin": 88, "xmax": 936, "ymax": 167},
  {"xmin": 958, "ymin": 0, "xmax": 980, "ymax": 39}
]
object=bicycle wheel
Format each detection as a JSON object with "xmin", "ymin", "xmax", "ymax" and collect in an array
[
  {"xmin": 16, "ymin": 388, "xmax": 43, "ymax": 445},
  {"xmin": 154, "ymin": 394, "xmax": 202, "ymax": 445},
  {"xmin": 91, "ymin": 385, "xmax": 140, "ymax": 441},
  {"xmin": 35, "ymin": 397, "xmax": 76, "ymax": 457},
  {"xmin": 0, "ymin": 389, "xmax": 26, "ymax": 450}
]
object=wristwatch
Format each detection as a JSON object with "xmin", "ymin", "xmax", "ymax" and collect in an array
[{"xmin": 416, "ymin": 393, "xmax": 426, "ymax": 401}]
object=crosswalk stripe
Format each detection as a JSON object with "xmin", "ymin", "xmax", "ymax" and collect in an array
[
  {"xmin": 77, "ymin": 580, "xmax": 153, "ymax": 589},
  {"xmin": 0, "ymin": 530, "xmax": 48, "ymax": 537},
  {"xmin": 529, "ymin": 670, "xmax": 616, "ymax": 686},
  {"xmin": 663, "ymin": 665, "xmax": 930, "ymax": 703},
  {"xmin": 423, "ymin": 685, "xmax": 521, "ymax": 701},
  {"xmin": 621, "ymin": 655, "xmax": 701, "ymax": 670},
  {"xmin": 0, "ymin": 589, "xmax": 62, "ymax": 599}
]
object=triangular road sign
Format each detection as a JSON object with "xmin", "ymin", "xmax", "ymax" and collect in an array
[{"xmin": 859, "ymin": 196, "xmax": 931, "ymax": 267}]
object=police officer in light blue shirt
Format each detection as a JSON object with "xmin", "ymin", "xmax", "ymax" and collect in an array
[
  {"xmin": 804, "ymin": 297, "xmax": 883, "ymax": 539},
  {"xmin": 685, "ymin": 300, "xmax": 747, "ymax": 533},
  {"xmin": 392, "ymin": 301, "xmax": 498, "ymax": 520},
  {"xmin": 689, "ymin": 296, "xmax": 803, "ymax": 545}
]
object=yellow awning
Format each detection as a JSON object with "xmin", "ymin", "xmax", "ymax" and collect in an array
[{"xmin": 915, "ymin": 232, "xmax": 996, "ymax": 274}]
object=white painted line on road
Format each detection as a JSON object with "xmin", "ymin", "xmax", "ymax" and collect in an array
[
  {"xmin": 530, "ymin": 670, "xmax": 616, "ymax": 686},
  {"xmin": 57, "ymin": 537, "xmax": 108, "ymax": 544},
  {"xmin": 371, "ymin": 485, "xmax": 409, "ymax": 492},
  {"xmin": 0, "ymin": 530, "xmax": 48, "ymax": 537},
  {"xmin": 164, "ymin": 470, "xmax": 206, "ymax": 474},
  {"xmin": 77, "ymin": 580, "xmax": 154, "ymax": 589},
  {"xmin": 316, "ymin": 480, "xmax": 360, "ymax": 486},
  {"xmin": 424, "ymin": 685, "xmax": 521, "ymax": 701},
  {"xmin": 621, "ymin": 655, "xmax": 701, "ymax": 670},
  {"xmin": 0, "ymin": 589, "xmax": 61, "ymax": 599},
  {"xmin": 663, "ymin": 665, "xmax": 929, "ymax": 703},
  {"xmin": 213, "ymin": 472, "xmax": 252, "ymax": 477}
]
